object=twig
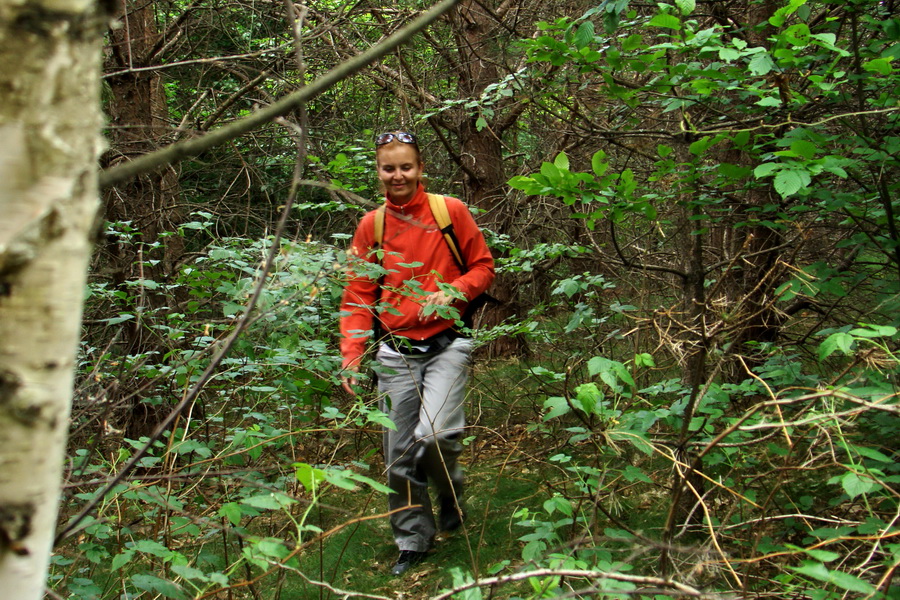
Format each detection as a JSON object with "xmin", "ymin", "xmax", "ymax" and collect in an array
[
  {"xmin": 100, "ymin": 0, "xmax": 460, "ymax": 188},
  {"xmin": 196, "ymin": 507, "xmax": 412, "ymax": 599},
  {"xmin": 103, "ymin": 46, "xmax": 291, "ymax": 79},
  {"xmin": 427, "ymin": 568, "xmax": 710, "ymax": 600}
]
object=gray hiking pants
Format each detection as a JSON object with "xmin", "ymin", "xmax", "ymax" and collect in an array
[{"xmin": 376, "ymin": 337, "xmax": 472, "ymax": 552}]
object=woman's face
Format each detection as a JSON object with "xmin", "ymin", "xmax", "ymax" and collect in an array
[{"xmin": 376, "ymin": 142, "xmax": 423, "ymax": 205}]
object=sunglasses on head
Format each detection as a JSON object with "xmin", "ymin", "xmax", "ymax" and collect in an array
[{"xmin": 375, "ymin": 131, "xmax": 417, "ymax": 146}]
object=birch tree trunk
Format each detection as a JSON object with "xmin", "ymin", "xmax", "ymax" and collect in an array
[{"xmin": 0, "ymin": 1, "xmax": 107, "ymax": 597}]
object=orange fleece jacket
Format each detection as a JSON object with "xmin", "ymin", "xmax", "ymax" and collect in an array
[{"xmin": 339, "ymin": 184, "xmax": 495, "ymax": 368}]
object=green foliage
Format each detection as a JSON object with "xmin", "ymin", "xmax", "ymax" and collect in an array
[
  {"xmin": 56, "ymin": 222, "xmax": 376, "ymax": 598},
  {"xmin": 499, "ymin": 1, "xmax": 900, "ymax": 597},
  {"xmin": 66, "ymin": 1, "xmax": 900, "ymax": 598}
]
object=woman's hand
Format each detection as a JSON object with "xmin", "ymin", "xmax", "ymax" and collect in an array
[
  {"xmin": 418, "ymin": 290, "xmax": 455, "ymax": 321},
  {"xmin": 341, "ymin": 365, "xmax": 360, "ymax": 395}
]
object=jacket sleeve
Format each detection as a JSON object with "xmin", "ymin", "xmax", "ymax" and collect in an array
[
  {"xmin": 444, "ymin": 197, "xmax": 495, "ymax": 301},
  {"xmin": 339, "ymin": 212, "xmax": 379, "ymax": 369}
]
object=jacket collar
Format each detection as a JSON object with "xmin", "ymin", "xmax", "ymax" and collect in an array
[{"xmin": 385, "ymin": 183, "xmax": 427, "ymax": 213}]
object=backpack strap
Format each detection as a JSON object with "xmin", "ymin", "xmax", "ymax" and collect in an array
[
  {"xmin": 427, "ymin": 193, "xmax": 467, "ymax": 272},
  {"xmin": 372, "ymin": 194, "xmax": 467, "ymax": 272},
  {"xmin": 373, "ymin": 205, "xmax": 386, "ymax": 253}
]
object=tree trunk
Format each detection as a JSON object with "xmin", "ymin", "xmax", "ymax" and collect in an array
[
  {"xmin": 451, "ymin": 0, "xmax": 524, "ymax": 355},
  {"xmin": 719, "ymin": 0, "xmax": 785, "ymax": 378},
  {"xmin": 0, "ymin": 1, "xmax": 106, "ymax": 597},
  {"xmin": 101, "ymin": 0, "xmax": 185, "ymax": 355}
]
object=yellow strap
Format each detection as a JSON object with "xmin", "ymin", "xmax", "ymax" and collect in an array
[
  {"xmin": 374, "ymin": 205, "xmax": 386, "ymax": 250},
  {"xmin": 374, "ymin": 194, "xmax": 464, "ymax": 269},
  {"xmin": 427, "ymin": 193, "xmax": 464, "ymax": 268}
]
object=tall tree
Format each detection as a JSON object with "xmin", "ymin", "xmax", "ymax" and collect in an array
[
  {"xmin": 509, "ymin": 0, "xmax": 900, "ymax": 561},
  {"xmin": 0, "ymin": 1, "xmax": 109, "ymax": 597}
]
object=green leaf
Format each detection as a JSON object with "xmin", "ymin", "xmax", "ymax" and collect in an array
[
  {"xmin": 323, "ymin": 469, "xmax": 358, "ymax": 491},
  {"xmin": 366, "ymin": 409, "xmax": 397, "ymax": 430},
  {"xmin": 648, "ymin": 14, "xmax": 681, "ymax": 30},
  {"xmin": 573, "ymin": 21, "xmax": 595, "ymax": 50},
  {"xmin": 554, "ymin": 152, "xmax": 570, "ymax": 170},
  {"xmin": 540, "ymin": 161, "xmax": 562, "ymax": 183},
  {"xmin": 170, "ymin": 565, "xmax": 207, "ymax": 582},
  {"xmin": 674, "ymin": 0, "xmax": 695, "ymax": 15},
  {"xmin": 111, "ymin": 550, "xmax": 135, "ymax": 571},
  {"xmin": 544, "ymin": 396, "xmax": 571, "ymax": 420},
  {"xmin": 792, "ymin": 560, "xmax": 831, "ymax": 580},
  {"xmin": 255, "ymin": 539, "xmax": 290, "ymax": 559},
  {"xmin": 591, "ymin": 150, "xmax": 609, "ymax": 176},
  {"xmin": 863, "ymin": 58, "xmax": 893, "ymax": 74},
  {"xmin": 774, "ymin": 168, "xmax": 810, "ymax": 198},
  {"xmin": 104, "ymin": 313, "xmax": 135, "ymax": 325},
  {"xmin": 508, "ymin": 175, "xmax": 542, "ymax": 193},
  {"xmin": 346, "ymin": 472, "xmax": 394, "ymax": 494},
  {"xmin": 634, "ymin": 352, "xmax": 656, "ymax": 367},
  {"xmin": 848, "ymin": 444, "xmax": 894, "ymax": 463},
  {"xmin": 719, "ymin": 47, "xmax": 741, "ymax": 61},
  {"xmin": 132, "ymin": 540, "xmax": 172, "ymax": 559},
  {"xmin": 243, "ymin": 492, "xmax": 295, "ymax": 509},
  {"xmin": 791, "ymin": 139, "xmax": 817, "ymax": 160},
  {"xmin": 622, "ymin": 464, "xmax": 653, "ymax": 483},
  {"xmin": 689, "ymin": 136, "xmax": 715, "ymax": 156},
  {"xmin": 819, "ymin": 331, "xmax": 854, "ymax": 360},
  {"xmin": 756, "ymin": 96, "xmax": 782, "ymax": 107},
  {"xmin": 804, "ymin": 549, "xmax": 841, "ymax": 563},
  {"xmin": 294, "ymin": 463, "xmax": 327, "ymax": 492},
  {"xmin": 219, "ymin": 502, "xmax": 243, "ymax": 526},
  {"xmin": 849, "ymin": 324, "xmax": 898, "ymax": 338},
  {"xmin": 754, "ymin": 162, "xmax": 781, "ymax": 178},
  {"xmin": 588, "ymin": 356, "xmax": 634, "ymax": 390},
  {"xmin": 791, "ymin": 561, "xmax": 876, "ymax": 594},
  {"xmin": 575, "ymin": 382, "xmax": 602, "ymax": 414},
  {"xmin": 769, "ymin": 0, "xmax": 808, "ymax": 27},
  {"xmin": 622, "ymin": 34, "xmax": 643, "ymax": 51},
  {"xmin": 608, "ymin": 430, "xmax": 654, "ymax": 456},
  {"xmin": 131, "ymin": 574, "xmax": 189, "ymax": 600},
  {"xmin": 544, "ymin": 495, "xmax": 574, "ymax": 517},
  {"xmin": 748, "ymin": 52, "xmax": 775, "ymax": 76},
  {"xmin": 841, "ymin": 472, "xmax": 877, "ymax": 499}
]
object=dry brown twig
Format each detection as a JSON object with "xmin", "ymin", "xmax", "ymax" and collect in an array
[{"xmin": 427, "ymin": 567, "xmax": 714, "ymax": 600}]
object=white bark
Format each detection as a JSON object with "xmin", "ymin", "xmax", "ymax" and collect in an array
[{"xmin": 0, "ymin": 1, "xmax": 104, "ymax": 598}]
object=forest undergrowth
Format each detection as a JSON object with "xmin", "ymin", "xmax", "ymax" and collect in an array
[
  {"xmin": 48, "ymin": 226, "xmax": 899, "ymax": 600},
  {"xmin": 41, "ymin": 1, "xmax": 900, "ymax": 597}
]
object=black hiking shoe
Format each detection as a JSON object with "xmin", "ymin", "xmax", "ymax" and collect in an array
[
  {"xmin": 439, "ymin": 496, "xmax": 466, "ymax": 532},
  {"xmin": 391, "ymin": 550, "xmax": 427, "ymax": 576}
]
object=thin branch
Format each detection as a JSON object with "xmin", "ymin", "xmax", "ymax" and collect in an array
[
  {"xmin": 703, "ymin": 234, "xmax": 800, "ymax": 274},
  {"xmin": 610, "ymin": 219, "xmax": 688, "ymax": 279},
  {"xmin": 199, "ymin": 70, "xmax": 271, "ymax": 132},
  {"xmin": 102, "ymin": 46, "xmax": 290, "ymax": 79},
  {"xmin": 427, "ymin": 568, "xmax": 710, "ymax": 600},
  {"xmin": 144, "ymin": 0, "xmax": 204, "ymax": 64},
  {"xmin": 99, "ymin": 0, "xmax": 461, "ymax": 189}
]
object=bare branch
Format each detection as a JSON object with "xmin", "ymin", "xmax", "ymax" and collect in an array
[
  {"xmin": 427, "ymin": 568, "xmax": 711, "ymax": 600},
  {"xmin": 99, "ymin": 0, "xmax": 461, "ymax": 189}
]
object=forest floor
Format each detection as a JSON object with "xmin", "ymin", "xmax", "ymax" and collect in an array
[
  {"xmin": 278, "ymin": 361, "xmax": 665, "ymax": 600},
  {"xmin": 277, "ymin": 362, "xmax": 568, "ymax": 599},
  {"xmin": 54, "ymin": 358, "xmax": 681, "ymax": 600}
]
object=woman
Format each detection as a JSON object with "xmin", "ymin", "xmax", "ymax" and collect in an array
[{"xmin": 339, "ymin": 131, "xmax": 495, "ymax": 575}]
